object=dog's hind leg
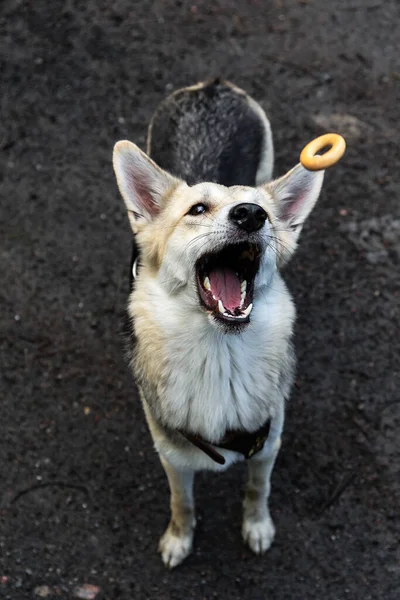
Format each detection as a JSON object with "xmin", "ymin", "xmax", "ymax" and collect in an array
[
  {"xmin": 242, "ymin": 436, "xmax": 281, "ymax": 554},
  {"xmin": 158, "ymin": 456, "xmax": 196, "ymax": 568}
]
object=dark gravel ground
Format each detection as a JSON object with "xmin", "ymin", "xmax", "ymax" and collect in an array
[{"xmin": 1, "ymin": 1, "xmax": 399, "ymax": 599}]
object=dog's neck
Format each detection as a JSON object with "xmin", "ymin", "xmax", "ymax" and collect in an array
[{"xmin": 131, "ymin": 270, "xmax": 295, "ymax": 442}]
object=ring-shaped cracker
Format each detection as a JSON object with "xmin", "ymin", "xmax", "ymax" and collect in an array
[{"xmin": 300, "ymin": 133, "xmax": 346, "ymax": 171}]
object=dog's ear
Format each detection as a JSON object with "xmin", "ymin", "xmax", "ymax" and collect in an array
[
  {"xmin": 267, "ymin": 163, "xmax": 324, "ymax": 241},
  {"xmin": 113, "ymin": 140, "xmax": 181, "ymax": 232},
  {"xmin": 263, "ymin": 164, "xmax": 324, "ymax": 265}
]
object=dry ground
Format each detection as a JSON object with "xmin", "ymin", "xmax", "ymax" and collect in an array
[{"xmin": 1, "ymin": 1, "xmax": 399, "ymax": 599}]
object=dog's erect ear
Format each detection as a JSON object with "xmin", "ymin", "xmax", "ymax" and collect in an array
[
  {"xmin": 267, "ymin": 164, "xmax": 324, "ymax": 241},
  {"xmin": 113, "ymin": 140, "xmax": 181, "ymax": 232},
  {"xmin": 263, "ymin": 164, "xmax": 324, "ymax": 265}
]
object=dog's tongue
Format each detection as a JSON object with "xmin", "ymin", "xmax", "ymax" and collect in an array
[{"xmin": 209, "ymin": 267, "xmax": 242, "ymax": 312}]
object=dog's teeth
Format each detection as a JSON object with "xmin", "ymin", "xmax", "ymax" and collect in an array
[
  {"xmin": 218, "ymin": 300, "xmax": 225, "ymax": 314},
  {"xmin": 203, "ymin": 276, "xmax": 211, "ymax": 291},
  {"xmin": 239, "ymin": 281, "xmax": 247, "ymax": 308},
  {"xmin": 242, "ymin": 303, "xmax": 253, "ymax": 318}
]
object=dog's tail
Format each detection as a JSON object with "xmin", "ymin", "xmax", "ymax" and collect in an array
[{"xmin": 146, "ymin": 78, "xmax": 274, "ymax": 187}]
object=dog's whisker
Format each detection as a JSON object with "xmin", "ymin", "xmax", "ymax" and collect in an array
[
  {"xmin": 183, "ymin": 232, "xmax": 215, "ymax": 252},
  {"xmin": 149, "ymin": 223, "xmax": 214, "ymax": 233},
  {"xmin": 268, "ymin": 235, "xmax": 296, "ymax": 255}
]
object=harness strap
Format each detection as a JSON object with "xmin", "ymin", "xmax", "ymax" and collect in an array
[{"xmin": 179, "ymin": 420, "xmax": 271, "ymax": 465}]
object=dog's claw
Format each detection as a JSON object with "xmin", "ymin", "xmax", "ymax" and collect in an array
[
  {"xmin": 158, "ymin": 528, "xmax": 193, "ymax": 568},
  {"xmin": 242, "ymin": 515, "xmax": 275, "ymax": 555}
]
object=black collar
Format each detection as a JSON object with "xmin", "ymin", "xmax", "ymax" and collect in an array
[{"xmin": 179, "ymin": 420, "xmax": 271, "ymax": 465}]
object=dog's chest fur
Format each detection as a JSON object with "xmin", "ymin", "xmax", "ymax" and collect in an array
[{"xmin": 130, "ymin": 273, "xmax": 296, "ymax": 443}]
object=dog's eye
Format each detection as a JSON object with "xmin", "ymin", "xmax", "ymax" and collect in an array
[{"xmin": 187, "ymin": 203, "xmax": 208, "ymax": 216}]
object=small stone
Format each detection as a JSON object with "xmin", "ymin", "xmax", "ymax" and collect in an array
[
  {"xmin": 320, "ymin": 72, "xmax": 333, "ymax": 83},
  {"xmin": 73, "ymin": 584, "xmax": 101, "ymax": 599},
  {"xmin": 366, "ymin": 250, "xmax": 388, "ymax": 265},
  {"xmin": 34, "ymin": 585, "xmax": 52, "ymax": 598}
]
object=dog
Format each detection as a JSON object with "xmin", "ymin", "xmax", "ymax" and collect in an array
[{"xmin": 112, "ymin": 79, "xmax": 324, "ymax": 568}]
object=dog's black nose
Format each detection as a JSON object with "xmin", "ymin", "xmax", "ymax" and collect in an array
[{"xmin": 229, "ymin": 203, "xmax": 268, "ymax": 233}]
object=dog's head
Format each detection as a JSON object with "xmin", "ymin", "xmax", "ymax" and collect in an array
[{"xmin": 113, "ymin": 141, "xmax": 324, "ymax": 331}]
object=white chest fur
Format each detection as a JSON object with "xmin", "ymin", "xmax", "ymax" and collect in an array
[{"xmin": 132, "ymin": 273, "xmax": 296, "ymax": 443}]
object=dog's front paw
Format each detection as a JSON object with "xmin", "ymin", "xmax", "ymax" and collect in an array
[
  {"xmin": 242, "ymin": 515, "xmax": 275, "ymax": 555},
  {"xmin": 158, "ymin": 525, "xmax": 194, "ymax": 569}
]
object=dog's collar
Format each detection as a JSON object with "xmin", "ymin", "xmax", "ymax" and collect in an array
[{"xmin": 179, "ymin": 420, "xmax": 271, "ymax": 465}]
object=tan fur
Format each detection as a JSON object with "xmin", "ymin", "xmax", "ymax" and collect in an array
[
  {"xmin": 135, "ymin": 182, "xmax": 285, "ymax": 273},
  {"xmin": 112, "ymin": 92, "xmax": 324, "ymax": 567},
  {"xmin": 159, "ymin": 455, "xmax": 195, "ymax": 535},
  {"xmin": 157, "ymin": 455, "xmax": 195, "ymax": 567},
  {"xmin": 129, "ymin": 181, "xmax": 292, "ymax": 413},
  {"xmin": 129, "ymin": 285, "xmax": 168, "ymax": 392}
]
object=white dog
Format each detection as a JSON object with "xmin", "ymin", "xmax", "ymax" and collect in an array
[{"xmin": 112, "ymin": 79, "xmax": 324, "ymax": 568}]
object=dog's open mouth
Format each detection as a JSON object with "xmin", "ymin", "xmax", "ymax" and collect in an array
[{"xmin": 196, "ymin": 242, "xmax": 261, "ymax": 326}]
